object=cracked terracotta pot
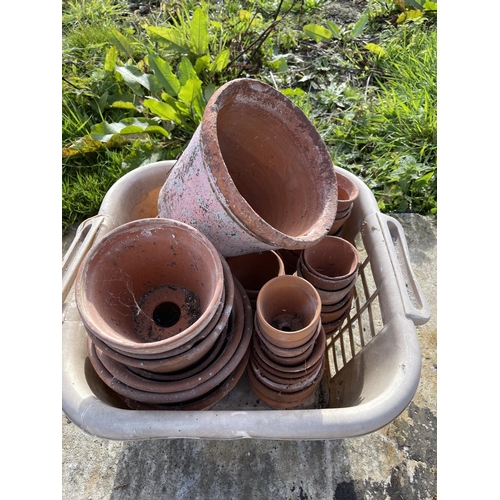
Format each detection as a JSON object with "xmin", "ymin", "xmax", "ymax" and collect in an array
[
  {"xmin": 226, "ymin": 250, "xmax": 285, "ymax": 302},
  {"xmin": 157, "ymin": 78, "xmax": 338, "ymax": 257},
  {"xmin": 255, "ymin": 275, "xmax": 322, "ymax": 348},
  {"xmin": 75, "ymin": 218, "xmax": 225, "ymax": 357}
]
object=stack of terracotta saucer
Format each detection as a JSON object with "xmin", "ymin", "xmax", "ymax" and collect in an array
[
  {"xmin": 247, "ymin": 275, "xmax": 326, "ymax": 409},
  {"xmin": 328, "ymin": 169, "xmax": 359, "ymax": 236},
  {"xmin": 297, "ymin": 236, "xmax": 360, "ymax": 334},
  {"xmin": 75, "ymin": 218, "xmax": 253, "ymax": 410}
]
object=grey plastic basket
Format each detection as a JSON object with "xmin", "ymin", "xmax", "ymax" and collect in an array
[{"xmin": 62, "ymin": 160, "xmax": 430, "ymax": 440}]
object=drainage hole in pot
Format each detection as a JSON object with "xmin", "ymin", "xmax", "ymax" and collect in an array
[
  {"xmin": 152, "ymin": 302, "xmax": 182, "ymax": 328},
  {"xmin": 271, "ymin": 313, "xmax": 303, "ymax": 332}
]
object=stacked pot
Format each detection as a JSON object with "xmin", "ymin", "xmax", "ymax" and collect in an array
[
  {"xmin": 297, "ymin": 236, "xmax": 361, "ymax": 335},
  {"xmin": 248, "ymin": 275, "xmax": 326, "ymax": 409},
  {"xmin": 226, "ymin": 250, "xmax": 285, "ymax": 310},
  {"xmin": 328, "ymin": 170, "xmax": 359, "ymax": 236},
  {"xmin": 75, "ymin": 218, "xmax": 253, "ymax": 410}
]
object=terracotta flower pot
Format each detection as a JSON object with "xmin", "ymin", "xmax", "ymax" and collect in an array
[
  {"xmin": 252, "ymin": 323, "xmax": 326, "ymax": 373},
  {"xmin": 249, "ymin": 352, "xmax": 324, "ymax": 392},
  {"xmin": 322, "ymin": 308, "xmax": 351, "ymax": 335},
  {"xmin": 253, "ymin": 315, "xmax": 321, "ymax": 358},
  {"xmin": 277, "ymin": 249, "xmax": 302, "ymax": 275},
  {"xmin": 157, "ymin": 78, "xmax": 338, "ymax": 257},
  {"xmin": 255, "ymin": 275, "xmax": 321, "ymax": 347},
  {"xmin": 297, "ymin": 254, "xmax": 357, "ymax": 292},
  {"xmin": 86, "ymin": 279, "xmax": 253, "ymax": 405},
  {"xmin": 335, "ymin": 169, "xmax": 359, "ymax": 212},
  {"xmin": 84, "ymin": 255, "xmax": 235, "ymax": 372},
  {"xmin": 320, "ymin": 296, "xmax": 353, "ymax": 324},
  {"xmin": 295, "ymin": 266, "xmax": 357, "ymax": 305},
  {"xmin": 301, "ymin": 236, "xmax": 360, "ymax": 290},
  {"xmin": 321, "ymin": 287, "xmax": 355, "ymax": 313},
  {"xmin": 226, "ymin": 250, "xmax": 285, "ymax": 300},
  {"xmin": 75, "ymin": 218, "xmax": 225, "ymax": 356},
  {"xmin": 247, "ymin": 356, "xmax": 325, "ymax": 409},
  {"xmin": 328, "ymin": 206, "xmax": 352, "ymax": 235}
]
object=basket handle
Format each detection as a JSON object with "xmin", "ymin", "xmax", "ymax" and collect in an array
[
  {"xmin": 62, "ymin": 215, "xmax": 105, "ymax": 303},
  {"xmin": 377, "ymin": 213, "xmax": 431, "ymax": 325}
]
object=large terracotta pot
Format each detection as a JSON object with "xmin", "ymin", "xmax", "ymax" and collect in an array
[
  {"xmin": 75, "ymin": 218, "xmax": 225, "ymax": 356},
  {"xmin": 158, "ymin": 78, "xmax": 338, "ymax": 257}
]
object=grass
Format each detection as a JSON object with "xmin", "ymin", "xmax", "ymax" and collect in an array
[{"xmin": 62, "ymin": 0, "xmax": 437, "ymax": 233}]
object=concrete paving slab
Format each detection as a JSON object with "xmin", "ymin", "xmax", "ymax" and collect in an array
[{"xmin": 62, "ymin": 213, "xmax": 436, "ymax": 500}]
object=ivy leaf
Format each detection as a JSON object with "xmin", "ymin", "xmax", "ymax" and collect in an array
[
  {"xmin": 190, "ymin": 7, "xmax": 209, "ymax": 57},
  {"xmin": 303, "ymin": 24, "xmax": 332, "ymax": 42},
  {"xmin": 147, "ymin": 51, "xmax": 180, "ymax": 97},
  {"xmin": 108, "ymin": 29, "xmax": 134, "ymax": 59}
]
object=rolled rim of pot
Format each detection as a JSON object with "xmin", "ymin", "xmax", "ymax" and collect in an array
[
  {"xmin": 200, "ymin": 78, "xmax": 338, "ymax": 250},
  {"xmin": 75, "ymin": 218, "xmax": 225, "ymax": 356}
]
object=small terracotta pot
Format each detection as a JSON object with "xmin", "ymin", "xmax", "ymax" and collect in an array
[
  {"xmin": 335, "ymin": 169, "xmax": 359, "ymax": 212},
  {"xmin": 295, "ymin": 266, "xmax": 357, "ymax": 305},
  {"xmin": 322, "ymin": 308, "xmax": 351, "ymax": 334},
  {"xmin": 302, "ymin": 236, "xmax": 361, "ymax": 287},
  {"xmin": 247, "ymin": 356, "xmax": 325, "ymax": 409},
  {"xmin": 277, "ymin": 249, "xmax": 302, "ymax": 275},
  {"xmin": 75, "ymin": 218, "xmax": 224, "ymax": 356},
  {"xmin": 158, "ymin": 78, "xmax": 338, "ymax": 257},
  {"xmin": 255, "ymin": 275, "xmax": 321, "ymax": 347},
  {"xmin": 313, "ymin": 279, "xmax": 357, "ymax": 306},
  {"xmin": 250, "ymin": 353, "xmax": 324, "ymax": 392},
  {"xmin": 255, "ymin": 336, "xmax": 315, "ymax": 367},
  {"xmin": 328, "ymin": 206, "xmax": 352, "ymax": 235},
  {"xmin": 320, "ymin": 296, "xmax": 352, "ymax": 324},
  {"xmin": 297, "ymin": 254, "xmax": 357, "ymax": 292},
  {"xmin": 254, "ymin": 309, "xmax": 320, "ymax": 350},
  {"xmin": 87, "ymin": 255, "xmax": 235, "ymax": 369},
  {"xmin": 226, "ymin": 250, "xmax": 285, "ymax": 300},
  {"xmin": 250, "ymin": 350, "xmax": 322, "ymax": 382},
  {"xmin": 321, "ymin": 287, "xmax": 355, "ymax": 313},
  {"xmin": 252, "ymin": 323, "xmax": 326, "ymax": 375}
]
